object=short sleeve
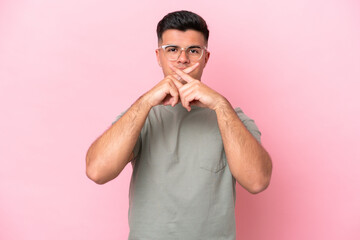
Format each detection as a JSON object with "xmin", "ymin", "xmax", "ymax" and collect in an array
[
  {"xmin": 234, "ymin": 107, "xmax": 262, "ymax": 144},
  {"xmin": 112, "ymin": 111, "xmax": 142, "ymax": 162}
]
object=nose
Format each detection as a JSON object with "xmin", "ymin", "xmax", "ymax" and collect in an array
[{"xmin": 177, "ymin": 49, "xmax": 190, "ymax": 64}]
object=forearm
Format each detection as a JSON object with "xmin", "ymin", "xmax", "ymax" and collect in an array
[
  {"xmin": 214, "ymin": 99, "xmax": 272, "ymax": 194},
  {"xmin": 86, "ymin": 95, "xmax": 152, "ymax": 184}
]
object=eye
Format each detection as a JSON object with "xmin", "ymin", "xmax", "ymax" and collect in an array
[
  {"xmin": 188, "ymin": 47, "xmax": 201, "ymax": 54},
  {"xmin": 165, "ymin": 47, "xmax": 178, "ymax": 53}
]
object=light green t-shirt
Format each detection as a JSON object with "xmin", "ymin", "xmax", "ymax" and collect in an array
[{"xmin": 115, "ymin": 104, "xmax": 261, "ymax": 240}]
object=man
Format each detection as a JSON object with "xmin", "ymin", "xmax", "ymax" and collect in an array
[{"xmin": 86, "ymin": 10, "xmax": 272, "ymax": 240}]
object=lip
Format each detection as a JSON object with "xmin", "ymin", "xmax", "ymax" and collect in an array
[
  {"xmin": 175, "ymin": 65, "xmax": 187, "ymax": 70},
  {"xmin": 169, "ymin": 63, "xmax": 190, "ymax": 71}
]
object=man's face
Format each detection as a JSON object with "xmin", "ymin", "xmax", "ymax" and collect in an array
[{"xmin": 156, "ymin": 29, "xmax": 210, "ymax": 82}]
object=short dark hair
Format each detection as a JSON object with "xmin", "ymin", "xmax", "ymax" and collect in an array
[{"xmin": 157, "ymin": 10, "xmax": 209, "ymax": 44}]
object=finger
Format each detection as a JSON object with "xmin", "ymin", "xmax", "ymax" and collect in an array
[
  {"xmin": 170, "ymin": 63, "xmax": 198, "ymax": 81},
  {"xmin": 167, "ymin": 75, "xmax": 184, "ymax": 89},
  {"xmin": 189, "ymin": 100, "xmax": 204, "ymax": 108},
  {"xmin": 178, "ymin": 80, "xmax": 194, "ymax": 96},
  {"xmin": 183, "ymin": 62, "xmax": 199, "ymax": 74},
  {"xmin": 178, "ymin": 81, "xmax": 195, "ymax": 110},
  {"xmin": 162, "ymin": 89, "xmax": 178, "ymax": 106},
  {"xmin": 179, "ymin": 86, "xmax": 195, "ymax": 112},
  {"xmin": 162, "ymin": 94, "xmax": 173, "ymax": 106},
  {"xmin": 169, "ymin": 64, "xmax": 195, "ymax": 83},
  {"xmin": 183, "ymin": 91, "xmax": 201, "ymax": 111},
  {"xmin": 167, "ymin": 79, "xmax": 180, "ymax": 107},
  {"xmin": 160, "ymin": 77, "xmax": 179, "ymax": 106}
]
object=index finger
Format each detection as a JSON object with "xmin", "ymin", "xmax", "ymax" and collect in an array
[
  {"xmin": 171, "ymin": 63, "xmax": 199, "ymax": 81},
  {"xmin": 169, "ymin": 64, "xmax": 195, "ymax": 83},
  {"xmin": 167, "ymin": 75, "xmax": 184, "ymax": 89},
  {"xmin": 183, "ymin": 62, "xmax": 199, "ymax": 74}
]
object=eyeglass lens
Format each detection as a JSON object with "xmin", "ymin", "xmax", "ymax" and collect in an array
[{"xmin": 164, "ymin": 46, "xmax": 203, "ymax": 61}]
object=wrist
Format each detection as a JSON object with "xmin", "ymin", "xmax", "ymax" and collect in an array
[
  {"xmin": 213, "ymin": 96, "xmax": 230, "ymax": 112},
  {"xmin": 137, "ymin": 93, "xmax": 154, "ymax": 112}
]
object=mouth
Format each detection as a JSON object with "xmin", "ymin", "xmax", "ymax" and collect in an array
[{"xmin": 175, "ymin": 64, "xmax": 188, "ymax": 70}]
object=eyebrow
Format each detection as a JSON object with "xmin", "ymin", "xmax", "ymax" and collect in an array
[{"xmin": 163, "ymin": 44, "xmax": 202, "ymax": 48}]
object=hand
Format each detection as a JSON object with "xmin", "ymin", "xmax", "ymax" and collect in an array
[
  {"xmin": 144, "ymin": 63, "xmax": 199, "ymax": 108},
  {"xmin": 169, "ymin": 64, "xmax": 227, "ymax": 111}
]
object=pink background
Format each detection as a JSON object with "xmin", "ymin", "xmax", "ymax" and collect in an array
[{"xmin": 1, "ymin": 0, "xmax": 359, "ymax": 239}]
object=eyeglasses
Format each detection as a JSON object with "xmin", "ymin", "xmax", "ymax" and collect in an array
[{"xmin": 158, "ymin": 45, "xmax": 207, "ymax": 62}]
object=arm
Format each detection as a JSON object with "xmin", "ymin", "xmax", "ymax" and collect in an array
[
  {"xmin": 170, "ymin": 65, "xmax": 272, "ymax": 194},
  {"xmin": 86, "ymin": 96, "xmax": 152, "ymax": 184},
  {"xmin": 214, "ymin": 99, "xmax": 272, "ymax": 194}
]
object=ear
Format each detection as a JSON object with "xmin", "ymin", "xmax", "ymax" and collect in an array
[
  {"xmin": 155, "ymin": 49, "xmax": 162, "ymax": 67},
  {"xmin": 204, "ymin": 51, "xmax": 210, "ymax": 66}
]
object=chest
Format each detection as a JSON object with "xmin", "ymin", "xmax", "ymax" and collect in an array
[{"xmin": 140, "ymin": 108, "xmax": 226, "ymax": 173}]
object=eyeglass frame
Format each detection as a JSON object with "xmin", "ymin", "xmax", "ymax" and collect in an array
[{"xmin": 158, "ymin": 44, "xmax": 208, "ymax": 62}]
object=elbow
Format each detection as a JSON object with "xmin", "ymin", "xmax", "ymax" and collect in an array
[
  {"xmin": 86, "ymin": 168, "xmax": 107, "ymax": 185},
  {"xmin": 247, "ymin": 178, "xmax": 271, "ymax": 194},
  {"xmin": 86, "ymin": 156, "xmax": 108, "ymax": 185},
  {"xmin": 86, "ymin": 166, "xmax": 106, "ymax": 185},
  {"xmin": 248, "ymin": 155, "xmax": 273, "ymax": 194},
  {"xmin": 243, "ymin": 165, "xmax": 272, "ymax": 194},
  {"xmin": 235, "ymin": 174, "xmax": 271, "ymax": 194}
]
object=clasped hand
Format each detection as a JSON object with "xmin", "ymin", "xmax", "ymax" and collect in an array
[{"xmin": 146, "ymin": 63, "xmax": 225, "ymax": 111}]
